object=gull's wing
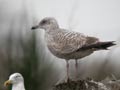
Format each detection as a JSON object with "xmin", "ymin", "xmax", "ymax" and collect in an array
[
  {"xmin": 48, "ymin": 29, "xmax": 99, "ymax": 54},
  {"xmin": 85, "ymin": 36, "xmax": 99, "ymax": 45}
]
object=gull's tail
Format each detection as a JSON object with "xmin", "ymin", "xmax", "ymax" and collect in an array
[{"xmin": 80, "ymin": 41, "xmax": 116, "ymax": 50}]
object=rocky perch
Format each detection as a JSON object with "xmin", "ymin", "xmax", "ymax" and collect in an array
[{"xmin": 53, "ymin": 77, "xmax": 120, "ymax": 90}]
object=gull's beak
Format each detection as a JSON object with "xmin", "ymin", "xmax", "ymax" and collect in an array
[
  {"xmin": 4, "ymin": 80, "xmax": 12, "ymax": 87},
  {"xmin": 31, "ymin": 25, "xmax": 39, "ymax": 30}
]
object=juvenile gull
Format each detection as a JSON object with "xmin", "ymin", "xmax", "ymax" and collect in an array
[
  {"xmin": 31, "ymin": 17, "xmax": 115, "ymax": 81},
  {"xmin": 4, "ymin": 73, "xmax": 25, "ymax": 90}
]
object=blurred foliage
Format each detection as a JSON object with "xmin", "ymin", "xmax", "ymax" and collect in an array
[
  {"xmin": 0, "ymin": 30, "xmax": 55, "ymax": 90},
  {"xmin": 0, "ymin": 2, "xmax": 56, "ymax": 90}
]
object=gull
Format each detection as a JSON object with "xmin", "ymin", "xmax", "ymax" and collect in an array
[
  {"xmin": 4, "ymin": 73, "xmax": 25, "ymax": 90},
  {"xmin": 31, "ymin": 17, "xmax": 115, "ymax": 81}
]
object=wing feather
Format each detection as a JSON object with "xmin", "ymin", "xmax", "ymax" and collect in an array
[{"xmin": 48, "ymin": 29, "xmax": 87, "ymax": 54}]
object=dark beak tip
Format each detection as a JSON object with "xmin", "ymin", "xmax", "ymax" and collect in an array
[
  {"xmin": 31, "ymin": 25, "xmax": 40, "ymax": 30},
  {"xmin": 31, "ymin": 26, "xmax": 36, "ymax": 30}
]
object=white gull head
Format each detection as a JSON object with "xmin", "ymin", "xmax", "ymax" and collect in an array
[{"xmin": 4, "ymin": 73, "xmax": 25, "ymax": 90}]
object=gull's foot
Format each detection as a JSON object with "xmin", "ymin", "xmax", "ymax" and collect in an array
[{"xmin": 67, "ymin": 77, "xmax": 72, "ymax": 83}]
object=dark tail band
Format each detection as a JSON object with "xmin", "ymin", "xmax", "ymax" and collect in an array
[{"xmin": 79, "ymin": 41, "xmax": 116, "ymax": 50}]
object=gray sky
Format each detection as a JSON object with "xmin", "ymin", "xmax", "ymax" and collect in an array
[
  {"xmin": 32, "ymin": 0, "xmax": 120, "ymax": 41},
  {"xmin": 1, "ymin": 0, "xmax": 120, "ymax": 40}
]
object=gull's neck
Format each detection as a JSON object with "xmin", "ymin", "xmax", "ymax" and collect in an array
[{"xmin": 12, "ymin": 82, "xmax": 25, "ymax": 90}]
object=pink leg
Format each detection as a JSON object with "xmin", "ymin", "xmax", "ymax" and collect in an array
[
  {"xmin": 75, "ymin": 60, "xmax": 78, "ymax": 79},
  {"xmin": 66, "ymin": 60, "xmax": 69, "ymax": 81}
]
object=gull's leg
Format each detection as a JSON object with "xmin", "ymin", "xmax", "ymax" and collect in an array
[
  {"xmin": 66, "ymin": 60, "xmax": 70, "ymax": 82},
  {"xmin": 75, "ymin": 60, "xmax": 78, "ymax": 80}
]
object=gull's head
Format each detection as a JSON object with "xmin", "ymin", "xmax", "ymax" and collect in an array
[
  {"xmin": 4, "ymin": 73, "xmax": 24, "ymax": 86},
  {"xmin": 31, "ymin": 17, "xmax": 59, "ymax": 30}
]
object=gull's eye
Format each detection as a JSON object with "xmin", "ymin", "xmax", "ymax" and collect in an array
[
  {"xmin": 40, "ymin": 20, "xmax": 47, "ymax": 25},
  {"xmin": 15, "ymin": 75, "xmax": 20, "ymax": 78}
]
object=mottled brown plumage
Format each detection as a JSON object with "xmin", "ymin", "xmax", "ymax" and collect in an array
[{"xmin": 31, "ymin": 17, "xmax": 116, "ymax": 81}]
